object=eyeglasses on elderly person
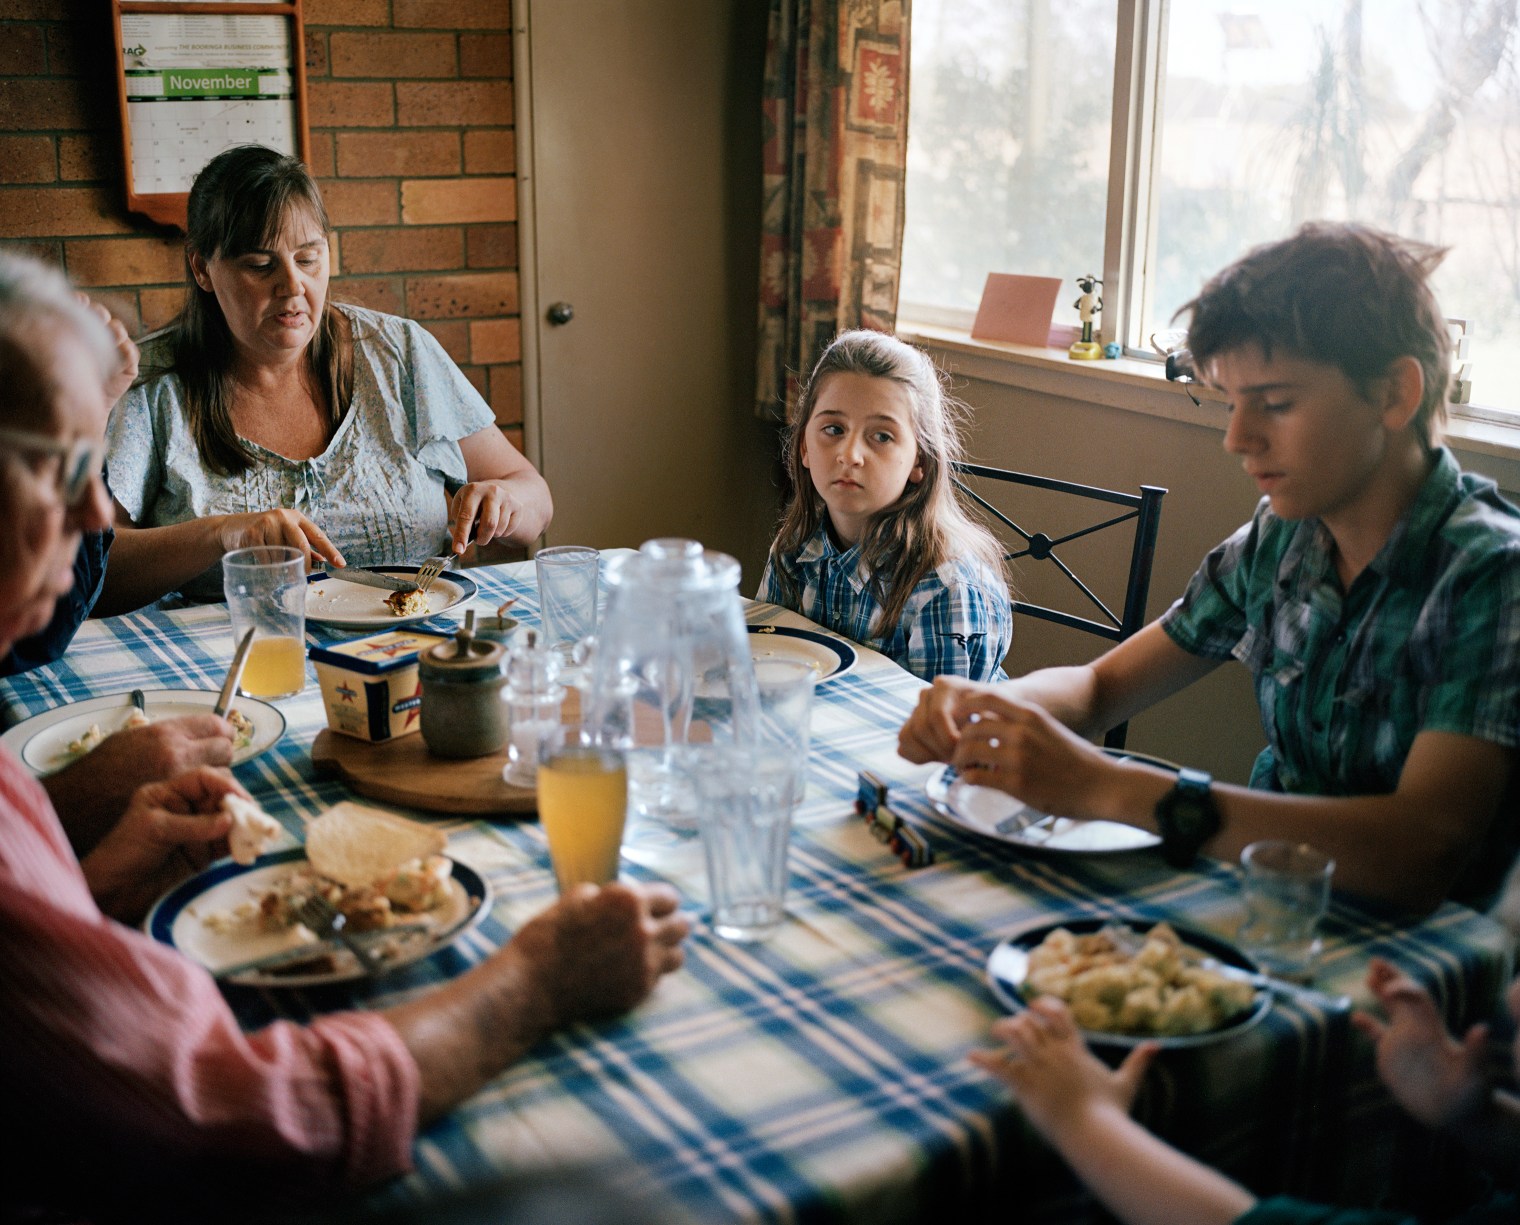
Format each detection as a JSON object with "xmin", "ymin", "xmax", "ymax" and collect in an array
[{"xmin": 0, "ymin": 426, "xmax": 105, "ymax": 508}]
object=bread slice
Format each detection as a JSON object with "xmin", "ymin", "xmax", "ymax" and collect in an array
[
  {"xmin": 223, "ymin": 793, "xmax": 282, "ymax": 865},
  {"xmin": 304, "ymin": 801, "xmax": 447, "ymax": 888}
]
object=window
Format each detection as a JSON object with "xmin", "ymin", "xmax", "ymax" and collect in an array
[{"xmin": 902, "ymin": 0, "xmax": 1520, "ymax": 416}]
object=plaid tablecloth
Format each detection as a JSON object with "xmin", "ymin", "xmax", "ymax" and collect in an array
[{"xmin": 1, "ymin": 557, "xmax": 1512, "ymax": 1223}]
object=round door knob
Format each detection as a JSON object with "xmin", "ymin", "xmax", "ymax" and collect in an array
[{"xmin": 546, "ymin": 302, "xmax": 575, "ymax": 326}]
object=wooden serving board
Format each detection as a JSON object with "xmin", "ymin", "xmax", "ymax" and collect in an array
[{"xmin": 310, "ymin": 691, "xmax": 585, "ymax": 817}]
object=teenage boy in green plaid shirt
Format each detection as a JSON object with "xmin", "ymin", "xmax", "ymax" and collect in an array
[{"xmin": 899, "ymin": 223, "xmax": 1520, "ymax": 913}]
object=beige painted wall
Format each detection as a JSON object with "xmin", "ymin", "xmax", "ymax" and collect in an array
[{"xmin": 945, "ymin": 369, "xmax": 1520, "ymax": 783}]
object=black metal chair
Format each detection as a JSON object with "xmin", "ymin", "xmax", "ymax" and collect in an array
[{"xmin": 953, "ymin": 462, "xmax": 1167, "ymax": 750}]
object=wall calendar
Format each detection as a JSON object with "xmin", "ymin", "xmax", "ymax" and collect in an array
[{"xmin": 112, "ymin": 1, "xmax": 311, "ymax": 229}]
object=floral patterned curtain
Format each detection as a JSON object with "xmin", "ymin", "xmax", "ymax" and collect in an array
[{"xmin": 756, "ymin": 0, "xmax": 911, "ymax": 422}]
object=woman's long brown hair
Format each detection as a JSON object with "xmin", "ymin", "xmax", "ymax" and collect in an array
[
  {"xmin": 158, "ymin": 144, "xmax": 353, "ymax": 476},
  {"xmin": 766, "ymin": 330, "xmax": 1007, "ymax": 636}
]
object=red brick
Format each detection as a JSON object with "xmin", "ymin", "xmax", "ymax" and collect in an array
[
  {"xmin": 396, "ymin": 80, "xmax": 511, "ymax": 127},
  {"xmin": 58, "ymin": 133, "xmax": 110, "ymax": 181},
  {"xmin": 0, "ymin": 77, "xmax": 100, "ymax": 130},
  {"xmin": 303, "ymin": 0, "xmax": 390, "ymax": 23},
  {"xmin": 66, "ymin": 236, "xmax": 184, "ymax": 287},
  {"xmin": 488, "ymin": 363, "xmax": 522, "ymax": 424},
  {"xmin": 305, "ymin": 131, "xmax": 336, "ymax": 177},
  {"xmin": 460, "ymin": 363, "xmax": 487, "ymax": 397},
  {"xmin": 466, "ymin": 223, "xmax": 516, "ymax": 268},
  {"xmin": 330, "ymin": 276, "xmax": 404, "ymax": 315},
  {"xmin": 459, "ymin": 32, "xmax": 510, "ymax": 78},
  {"xmin": 0, "ymin": 24, "xmax": 44, "ymax": 74},
  {"xmin": 470, "ymin": 317, "xmax": 519, "ymax": 364},
  {"xmin": 406, "ymin": 270, "xmax": 517, "ymax": 319},
  {"xmin": 0, "ymin": 186, "xmax": 133, "ymax": 237},
  {"xmin": 0, "ymin": 238, "xmax": 62, "ymax": 265},
  {"xmin": 305, "ymin": 30, "xmax": 329, "ymax": 77},
  {"xmin": 44, "ymin": 20, "xmax": 103, "ymax": 76},
  {"xmin": 341, "ymin": 225, "xmax": 462, "ymax": 273},
  {"xmin": 307, "ymin": 81, "xmax": 394, "ymax": 128},
  {"xmin": 316, "ymin": 178, "xmax": 399, "ymax": 225},
  {"xmin": 420, "ymin": 320, "xmax": 469, "ymax": 363},
  {"xmin": 394, "ymin": 0, "xmax": 509, "ymax": 30},
  {"xmin": 335, "ymin": 131, "xmax": 459, "ymax": 178},
  {"xmin": 401, "ymin": 177, "xmax": 514, "ymax": 225},
  {"xmin": 139, "ymin": 286, "xmax": 187, "ymax": 332},
  {"xmin": 463, "ymin": 129, "xmax": 513, "ymax": 174},
  {"xmin": 0, "ymin": 135, "xmax": 54, "ymax": 184},
  {"xmin": 331, "ymin": 32, "xmax": 457, "ymax": 78}
]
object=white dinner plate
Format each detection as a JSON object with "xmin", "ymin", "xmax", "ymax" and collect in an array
[
  {"xmin": 925, "ymin": 748, "xmax": 1179, "ymax": 854},
  {"xmin": 986, "ymin": 916, "xmax": 1271, "ymax": 1049},
  {"xmin": 747, "ymin": 625, "xmax": 857, "ymax": 682},
  {"xmin": 306, "ymin": 567, "xmax": 478, "ymax": 629},
  {"xmin": 144, "ymin": 847, "xmax": 492, "ymax": 988},
  {"xmin": 0, "ymin": 688, "xmax": 286, "ymax": 777}
]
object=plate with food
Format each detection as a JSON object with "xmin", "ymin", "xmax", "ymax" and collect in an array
[
  {"xmin": 144, "ymin": 801, "xmax": 491, "ymax": 988},
  {"xmin": 747, "ymin": 625, "xmax": 857, "ymax": 682},
  {"xmin": 986, "ymin": 917, "xmax": 1271, "ymax": 1049},
  {"xmin": 0, "ymin": 688, "xmax": 286, "ymax": 777},
  {"xmin": 306, "ymin": 567, "xmax": 477, "ymax": 629},
  {"xmin": 925, "ymin": 748, "xmax": 1180, "ymax": 854}
]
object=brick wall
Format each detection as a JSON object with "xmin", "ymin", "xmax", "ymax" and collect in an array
[{"xmin": 0, "ymin": 1, "xmax": 523, "ymax": 460}]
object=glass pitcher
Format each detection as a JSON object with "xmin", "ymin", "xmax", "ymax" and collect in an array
[{"xmin": 586, "ymin": 538, "xmax": 759, "ymax": 828}]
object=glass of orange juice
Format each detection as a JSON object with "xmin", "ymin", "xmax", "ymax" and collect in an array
[
  {"xmin": 536, "ymin": 724, "xmax": 627, "ymax": 894},
  {"xmin": 223, "ymin": 546, "xmax": 308, "ymax": 700}
]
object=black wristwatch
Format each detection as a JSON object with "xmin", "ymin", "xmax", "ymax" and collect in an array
[{"xmin": 1153, "ymin": 768, "xmax": 1221, "ymax": 868}]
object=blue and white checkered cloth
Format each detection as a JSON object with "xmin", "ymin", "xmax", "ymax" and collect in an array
[{"xmin": 1, "ymin": 556, "xmax": 1509, "ymax": 1223}]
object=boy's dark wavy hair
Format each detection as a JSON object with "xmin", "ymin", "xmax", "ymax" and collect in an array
[
  {"xmin": 1178, "ymin": 221, "xmax": 1451, "ymax": 448},
  {"xmin": 157, "ymin": 144, "xmax": 352, "ymax": 476},
  {"xmin": 766, "ymin": 330, "xmax": 1007, "ymax": 637}
]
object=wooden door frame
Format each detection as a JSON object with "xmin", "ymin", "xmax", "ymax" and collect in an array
[{"xmin": 510, "ymin": 0, "xmax": 544, "ymax": 477}]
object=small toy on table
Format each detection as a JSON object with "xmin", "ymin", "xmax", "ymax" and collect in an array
[{"xmin": 855, "ymin": 770, "xmax": 934, "ymax": 868}]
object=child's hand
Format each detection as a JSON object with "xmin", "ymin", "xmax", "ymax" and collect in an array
[
  {"xmin": 970, "ymin": 997, "xmax": 1159, "ymax": 1146},
  {"xmin": 1351, "ymin": 957, "xmax": 1491, "ymax": 1130}
]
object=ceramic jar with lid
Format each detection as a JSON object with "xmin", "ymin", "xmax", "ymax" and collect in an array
[{"xmin": 419, "ymin": 615, "xmax": 509, "ymax": 758}]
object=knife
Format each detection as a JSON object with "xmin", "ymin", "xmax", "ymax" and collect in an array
[
  {"xmin": 321, "ymin": 565, "xmax": 419, "ymax": 593},
  {"xmin": 216, "ymin": 628, "xmax": 256, "ymax": 717}
]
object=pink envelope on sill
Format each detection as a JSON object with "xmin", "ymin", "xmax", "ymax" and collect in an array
[{"xmin": 970, "ymin": 273, "xmax": 1064, "ymax": 346}]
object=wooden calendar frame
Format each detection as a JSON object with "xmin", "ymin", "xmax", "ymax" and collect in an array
[{"xmin": 112, "ymin": 0, "xmax": 311, "ymax": 229}]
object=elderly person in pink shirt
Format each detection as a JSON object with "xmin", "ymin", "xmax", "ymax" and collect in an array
[{"xmin": 0, "ymin": 253, "xmax": 691, "ymax": 1220}]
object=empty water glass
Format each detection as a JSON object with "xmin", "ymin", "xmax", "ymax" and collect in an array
[
  {"xmin": 1238, "ymin": 840, "xmax": 1335, "ymax": 980},
  {"xmin": 535, "ymin": 546, "xmax": 600, "ymax": 660}
]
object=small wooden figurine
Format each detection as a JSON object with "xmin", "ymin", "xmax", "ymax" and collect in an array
[{"xmin": 855, "ymin": 770, "xmax": 934, "ymax": 868}]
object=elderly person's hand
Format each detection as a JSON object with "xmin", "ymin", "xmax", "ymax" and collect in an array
[
  {"xmin": 218, "ymin": 507, "xmax": 345, "ymax": 570},
  {"xmin": 79, "ymin": 766, "xmax": 246, "ymax": 923},
  {"xmin": 44, "ymin": 714, "xmax": 238, "ymax": 856},
  {"xmin": 76, "ymin": 295, "xmax": 139, "ymax": 406},
  {"xmin": 388, "ymin": 881, "xmax": 691, "ymax": 1123}
]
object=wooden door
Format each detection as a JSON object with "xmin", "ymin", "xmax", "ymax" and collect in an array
[{"xmin": 515, "ymin": 0, "xmax": 777, "ymax": 579}]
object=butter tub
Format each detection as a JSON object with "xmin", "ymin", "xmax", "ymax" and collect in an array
[{"xmin": 310, "ymin": 630, "xmax": 450, "ymax": 742}]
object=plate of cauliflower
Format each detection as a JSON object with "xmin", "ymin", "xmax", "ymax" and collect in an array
[{"xmin": 986, "ymin": 917, "xmax": 1270, "ymax": 1048}]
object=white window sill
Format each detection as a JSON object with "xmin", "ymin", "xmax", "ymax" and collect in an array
[{"xmin": 899, "ymin": 323, "xmax": 1520, "ymax": 494}]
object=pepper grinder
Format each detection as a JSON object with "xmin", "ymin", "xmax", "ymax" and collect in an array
[{"xmin": 503, "ymin": 627, "xmax": 564, "ymax": 787}]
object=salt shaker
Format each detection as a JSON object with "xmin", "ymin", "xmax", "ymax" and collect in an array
[{"xmin": 503, "ymin": 627, "xmax": 565, "ymax": 787}]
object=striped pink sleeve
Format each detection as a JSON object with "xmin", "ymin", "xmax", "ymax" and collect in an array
[{"xmin": 0, "ymin": 757, "xmax": 420, "ymax": 1190}]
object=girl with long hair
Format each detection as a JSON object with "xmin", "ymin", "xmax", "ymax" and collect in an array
[{"xmin": 758, "ymin": 330, "xmax": 1012, "ymax": 682}]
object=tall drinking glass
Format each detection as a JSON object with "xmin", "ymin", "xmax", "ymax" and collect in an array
[
  {"xmin": 535, "ymin": 546, "xmax": 600, "ymax": 660},
  {"xmin": 695, "ymin": 747, "xmax": 796, "ymax": 941},
  {"xmin": 754, "ymin": 658, "xmax": 816, "ymax": 803},
  {"xmin": 1238, "ymin": 840, "xmax": 1335, "ymax": 980},
  {"xmin": 537, "ymin": 723, "xmax": 627, "ymax": 894},
  {"xmin": 223, "ymin": 545, "xmax": 307, "ymax": 699}
]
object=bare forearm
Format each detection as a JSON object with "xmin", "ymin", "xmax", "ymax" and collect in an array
[
  {"xmin": 382, "ymin": 945, "xmax": 557, "ymax": 1124},
  {"xmin": 1049, "ymin": 1101, "xmax": 1255, "ymax": 1225},
  {"xmin": 43, "ymin": 768, "xmax": 125, "ymax": 856},
  {"xmin": 98, "ymin": 520, "xmax": 229, "ymax": 614},
  {"xmin": 1002, "ymin": 666, "xmax": 1106, "ymax": 734}
]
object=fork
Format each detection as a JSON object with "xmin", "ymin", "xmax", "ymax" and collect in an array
[
  {"xmin": 415, "ymin": 551, "xmax": 460, "ymax": 594},
  {"xmin": 295, "ymin": 895, "xmax": 387, "ymax": 976}
]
